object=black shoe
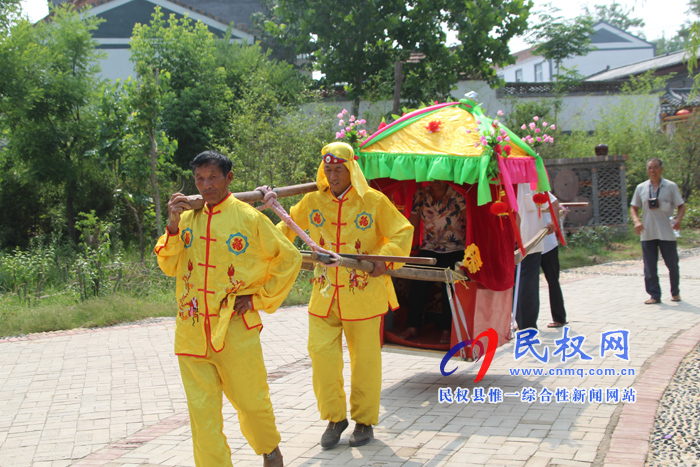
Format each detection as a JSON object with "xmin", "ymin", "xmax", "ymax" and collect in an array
[
  {"xmin": 263, "ymin": 446, "xmax": 283, "ymax": 467},
  {"xmin": 320, "ymin": 419, "xmax": 348, "ymax": 448},
  {"xmin": 349, "ymin": 423, "xmax": 374, "ymax": 447}
]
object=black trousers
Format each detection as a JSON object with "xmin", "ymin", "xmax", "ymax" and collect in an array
[
  {"xmin": 641, "ymin": 239, "xmax": 680, "ymax": 300},
  {"xmin": 405, "ymin": 250, "xmax": 464, "ymax": 332},
  {"xmin": 541, "ymin": 246, "xmax": 567, "ymax": 324},
  {"xmin": 516, "ymin": 251, "xmax": 541, "ymax": 330}
]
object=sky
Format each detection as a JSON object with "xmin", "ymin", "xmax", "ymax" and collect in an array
[{"xmin": 17, "ymin": 0, "xmax": 694, "ymax": 53}]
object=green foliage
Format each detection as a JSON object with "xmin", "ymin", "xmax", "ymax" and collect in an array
[
  {"xmin": 684, "ymin": 193, "xmax": 700, "ymax": 228},
  {"xmin": 0, "ymin": 0, "xmax": 21, "ymax": 33},
  {"xmin": 225, "ymin": 104, "xmax": 336, "ymax": 211},
  {"xmin": 527, "ymin": 4, "xmax": 595, "ymax": 78},
  {"xmin": 260, "ymin": 0, "xmax": 532, "ymax": 111},
  {"xmin": 583, "ymin": 2, "xmax": 645, "ymax": 33},
  {"xmin": 0, "ymin": 5, "xmax": 107, "ymax": 242},
  {"xmin": 652, "ymin": 27, "xmax": 690, "ymax": 55},
  {"xmin": 130, "ymin": 7, "xmax": 231, "ymax": 169},
  {"xmin": 665, "ymin": 112, "xmax": 700, "ymax": 201},
  {"xmin": 686, "ymin": 0, "xmax": 700, "ymax": 97},
  {"xmin": 566, "ymin": 225, "xmax": 614, "ymax": 250}
]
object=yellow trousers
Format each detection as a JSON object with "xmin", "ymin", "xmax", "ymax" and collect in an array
[
  {"xmin": 308, "ymin": 302, "xmax": 382, "ymax": 426},
  {"xmin": 178, "ymin": 315, "xmax": 280, "ymax": 466}
]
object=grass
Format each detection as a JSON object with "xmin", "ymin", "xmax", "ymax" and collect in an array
[{"xmin": 2, "ymin": 228, "xmax": 697, "ymax": 339}]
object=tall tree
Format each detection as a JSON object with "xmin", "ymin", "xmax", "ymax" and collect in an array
[
  {"xmin": 527, "ymin": 5, "xmax": 595, "ymax": 80},
  {"xmin": 258, "ymin": 0, "xmax": 532, "ymax": 114},
  {"xmin": 583, "ymin": 2, "xmax": 645, "ymax": 33},
  {"xmin": 651, "ymin": 27, "xmax": 691, "ymax": 55},
  {"xmin": 0, "ymin": 5, "xmax": 105, "ymax": 242},
  {"xmin": 130, "ymin": 8, "xmax": 231, "ymax": 169}
]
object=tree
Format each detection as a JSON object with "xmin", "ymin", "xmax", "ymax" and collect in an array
[
  {"xmin": 652, "ymin": 27, "xmax": 691, "ymax": 55},
  {"xmin": 583, "ymin": 2, "xmax": 645, "ymax": 33},
  {"xmin": 258, "ymin": 0, "xmax": 532, "ymax": 114},
  {"xmin": 0, "ymin": 0, "xmax": 21, "ymax": 34},
  {"xmin": 685, "ymin": 0, "xmax": 700, "ymax": 95},
  {"xmin": 130, "ymin": 8, "xmax": 231, "ymax": 169},
  {"xmin": 0, "ymin": 5, "xmax": 106, "ymax": 242},
  {"xmin": 527, "ymin": 5, "xmax": 595, "ymax": 80},
  {"xmin": 667, "ymin": 112, "xmax": 700, "ymax": 201}
]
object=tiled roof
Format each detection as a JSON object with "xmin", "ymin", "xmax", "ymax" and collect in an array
[
  {"xmin": 47, "ymin": 0, "xmax": 262, "ymax": 31},
  {"xmin": 586, "ymin": 49, "xmax": 692, "ymax": 81}
]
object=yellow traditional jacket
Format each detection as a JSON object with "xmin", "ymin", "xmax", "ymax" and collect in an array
[
  {"xmin": 279, "ymin": 161, "xmax": 413, "ymax": 321},
  {"xmin": 155, "ymin": 193, "xmax": 302, "ymax": 356}
]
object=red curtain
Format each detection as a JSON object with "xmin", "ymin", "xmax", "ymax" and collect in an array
[{"xmin": 368, "ymin": 178, "xmax": 515, "ymax": 291}]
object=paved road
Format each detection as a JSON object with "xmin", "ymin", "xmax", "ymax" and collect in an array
[{"xmin": 1, "ymin": 255, "xmax": 699, "ymax": 467}]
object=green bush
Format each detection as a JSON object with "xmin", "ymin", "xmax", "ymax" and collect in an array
[{"xmin": 566, "ymin": 225, "xmax": 615, "ymax": 250}]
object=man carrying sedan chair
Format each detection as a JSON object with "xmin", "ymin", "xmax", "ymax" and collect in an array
[
  {"xmin": 155, "ymin": 150, "xmax": 302, "ymax": 467},
  {"xmin": 278, "ymin": 142, "xmax": 413, "ymax": 448}
]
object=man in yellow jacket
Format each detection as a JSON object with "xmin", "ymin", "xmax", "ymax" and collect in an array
[
  {"xmin": 279, "ymin": 142, "xmax": 413, "ymax": 448},
  {"xmin": 155, "ymin": 150, "xmax": 301, "ymax": 467}
]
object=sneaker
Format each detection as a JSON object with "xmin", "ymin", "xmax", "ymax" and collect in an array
[
  {"xmin": 263, "ymin": 446, "xmax": 283, "ymax": 467},
  {"xmin": 349, "ymin": 423, "xmax": 374, "ymax": 447},
  {"xmin": 320, "ymin": 419, "xmax": 348, "ymax": 448}
]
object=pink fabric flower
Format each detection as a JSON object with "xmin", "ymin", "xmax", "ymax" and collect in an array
[
  {"xmin": 497, "ymin": 110, "xmax": 504, "ymax": 116},
  {"xmin": 521, "ymin": 124, "xmax": 526, "ymax": 130},
  {"xmin": 533, "ymin": 116, "xmax": 539, "ymax": 121},
  {"xmin": 535, "ymin": 128, "xmax": 540, "ymax": 133},
  {"xmin": 337, "ymin": 113, "xmax": 344, "ymax": 119},
  {"xmin": 536, "ymin": 136, "xmax": 542, "ymax": 143},
  {"xmin": 349, "ymin": 115, "xmax": 355, "ymax": 122},
  {"xmin": 529, "ymin": 122, "xmax": 536, "ymax": 130},
  {"xmin": 550, "ymin": 124, "xmax": 556, "ymax": 130},
  {"xmin": 339, "ymin": 120, "xmax": 344, "ymax": 126},
  {"xmin": 542, "ymin": 122, "xmax": 548, "ymax": 127}
]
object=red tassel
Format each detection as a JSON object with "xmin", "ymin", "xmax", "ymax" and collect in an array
[
  {"xmin": 509, "ymin": 210, "xmax": 526, "ymax": 257},
  {"xmin": 546, "ymin": 198, "xmax": 566, "ymax": 246}
]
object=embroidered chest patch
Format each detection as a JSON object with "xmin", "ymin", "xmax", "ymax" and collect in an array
[
  {"xmin": 354, "ymin": 212, "xmax": 373, "ymax": 231},
  {"xmin": 227, "ymin": 233, "xmax": 249, "ymax": 255},
  {"xmin": 310, "ymin": 209, "xmax": 326, "ymax": 227},
  {"xmin": 182, "ymin": 228, "xmax": 194, "ymax": 249}
]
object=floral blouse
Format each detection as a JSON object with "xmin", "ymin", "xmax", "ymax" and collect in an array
[{"xmin": 412, "ymin": 185, "xmax": 467, "ymax": 253}]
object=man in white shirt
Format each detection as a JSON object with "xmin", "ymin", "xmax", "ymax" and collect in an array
[
  {"xmin": 630, "ymin": 158, "xmax": 686, "ymax": 304},
  {"xmin": 515, "ymin": 184, "xmax": 556, "ymax": 330}
]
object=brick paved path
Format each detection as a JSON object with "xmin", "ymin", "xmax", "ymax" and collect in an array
[{"xmin": 1, "ymin": 255, "xmax": 699, "ymax": 467}]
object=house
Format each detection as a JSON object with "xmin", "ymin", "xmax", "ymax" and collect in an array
[
  {"xmin": 586, "ymin": 48, "xmax": 696, "ymax": 88},
  {"xmin": 47, "ymin": 0, "xmax": 261, "ymax": 81},
  {"xmin": 498, "ymin": 21, "xmax": 655, "ymax": 82}
]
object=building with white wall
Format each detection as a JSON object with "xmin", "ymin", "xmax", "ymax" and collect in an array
[
  {"xmin": 498, "ymin": 21, "xmax": 655, "ymax": 82},
  {"xmin": 47, "ymin": 0, "xmax": 259, "ymax": 81}
]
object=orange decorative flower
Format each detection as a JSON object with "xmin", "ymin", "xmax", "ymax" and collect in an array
[
  {"xmin": 463, "ymin": 243, "xmax": 483, "ymax": 274},
  {"xmin": 426, "ymin": 120, "xmax": 442, "ymax": 133}
]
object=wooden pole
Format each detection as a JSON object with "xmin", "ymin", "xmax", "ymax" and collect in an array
[
  {"xmin": 300, "ymin": 251, "xmax": 467, "ymax": 283},
  {"xmin": 299, "ymin": 251, "xmax": 437, "ymax": 266},
  {"xmin": 185, "ymin": 182, "xmax": 319, "ymax": 209}
]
